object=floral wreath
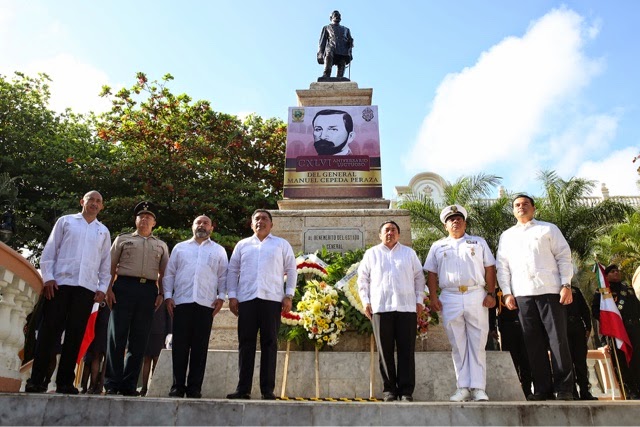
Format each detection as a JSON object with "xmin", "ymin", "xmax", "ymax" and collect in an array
[
  {"xmin": 296, "ymin": 254, "xmax": 328, "ymax": 279},
  {"xmin": 296, "ymin": 280, "xmax": 346, "ymax": 348},
  {"xmin": 335, "ymin": 261, "xmax": 365, "ymax": 315}
]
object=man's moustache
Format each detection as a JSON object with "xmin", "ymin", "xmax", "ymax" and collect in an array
[{"xmin": 314, "ymin": 138, "xmax": 348, "ymax": 155}]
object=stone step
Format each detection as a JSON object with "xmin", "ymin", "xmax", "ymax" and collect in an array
[
  {"xmin": 3, "ymin": 393, "xmax": 638, "ymax": 426},
  {"xmin": 146, "ymin": 350, "xmax": 524, "ymax": 401}
]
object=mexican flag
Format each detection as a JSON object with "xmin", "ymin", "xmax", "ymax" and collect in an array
[
  {"xmin": 594, "ymin": 263, "xmax": 632, "ymax": 364},
  {"xmin": 77, "ymin": 302, "xmax": 100, "ymax": 364}
]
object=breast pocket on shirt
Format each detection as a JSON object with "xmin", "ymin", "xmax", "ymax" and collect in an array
[
  {"xmin": 120, "ymin": 245, "xmax": 133, "ymax": 261},
  {"xmin": 153, "ymin": 246, "xmax": 164, "ymax": 261},
  {"xmin": 207, "ymin": 253, "xmax": 223, "ymax": 276},
  {"xmin": 435, "ymin": 247, "xmax": 455, "ymax": 267}
]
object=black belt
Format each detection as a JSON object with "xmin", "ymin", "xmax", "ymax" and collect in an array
[{"xmin": 118, "ymin": 275, "xmax": 157, "ymax": 284}]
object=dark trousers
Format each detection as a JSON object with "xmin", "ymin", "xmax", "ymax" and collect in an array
[
  {"xmin": 567, "ymin": 320, "xmax": 590, "ymax": 396},
  {"xmin": 171, "ymin": 303, "xmax": 214, "ymax": 394},
  {"xmin": 104, "ymin": 277, "xmax": 157, "ymax": 392},
  {"xmin": 235, "ymin": 298, "xmax": 281, "ymax": 395},
  {"xmin": 609, "ymin": 325, "xmax": 640, "ymax": 396},
  {"xmin": 372, "ymin": 311, "xmax": 417, "ymax": 396},
  {"xmin": 27, "ymin": 285, "xmax": 95, "ymax": 389},
  {"xmin": 517, "ymin": 294, "xmax": 574, "ymax": 395},
  {"xmin": 499, "ymin": 319, "xmax": 533, "ymax": 395},
  {"xmin": 323, "ymin": 53, "xmax": 349, "ymax": 77}
]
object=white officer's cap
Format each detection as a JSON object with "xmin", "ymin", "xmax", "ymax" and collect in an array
[{"xmin": 439, "ymin": 204, "xmax": 468, "ymax": 224}]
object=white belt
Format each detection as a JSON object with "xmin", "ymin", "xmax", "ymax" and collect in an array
[{"xmin": 441, "ymin": 285, "xmax": 482, "ymax": 294}]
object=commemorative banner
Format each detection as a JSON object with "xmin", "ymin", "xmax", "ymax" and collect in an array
[{"xmin": 284, "ymin": 105, "xmax": 382, "ymax": 198}]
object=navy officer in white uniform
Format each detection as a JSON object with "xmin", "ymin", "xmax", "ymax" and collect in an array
[{"xmin": 424, "ymin": 204, "xmax": 497, "ymax": 402}]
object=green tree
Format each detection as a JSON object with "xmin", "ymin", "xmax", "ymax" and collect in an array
[
  {"xmin": 533, "ymin": 171, "xmax": 633, "ymax": 262},
  {"xmin": 399, "ymin": 173, "xmax": 503, "ymax": 259},
  {"xmin": 592, "ymin": 210, "xmax": 640, "ymax": 280},
  {"xmin": 96, "ymin": 73, "xmax": 287, "ymax": 247},
  {"xmin": 0, "ymin": 72, "xmax": 116, "ymax": 260}
]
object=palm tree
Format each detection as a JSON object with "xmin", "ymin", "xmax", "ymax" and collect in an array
[
  {"xmin": 467, "ymin": 196, "xmax": 515, "ymax": 254},
  {"xmin": 399, "ymin": 173, "xmax": 503, "ymax": 259},
  {"xmin": 534, "ymin": 170, "xmax": 633, "ymax": 262},
  {"xmin": 401, "ymin": 170, "xmax": 633, "ymax": 267},
  {"xmin": 592, "ymin": 210, "xmax": 640, "ymax": 280}
]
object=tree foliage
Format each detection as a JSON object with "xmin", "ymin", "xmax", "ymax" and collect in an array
[
  {"xmin": 401, "ymin": 171, "xmax": 633, "ymax": 269},
  {"xmin": 96, "ymin": 73, "xmax": 287, "ymax": 245},
  {"xmin": 533, "ymin": 171, "xmax": 633, "ymax": 262},
  {"xmin": 0, "ymin": 72, "xmax": 116, "ymax": 260},
  {"xmin": 399, "ymin": 173, "xmax": 505, "ymax": 259},
  {"xmin": 1, "ymin": 71, "xmax": 287, "ymax": 260},
  {"xmin": 592, "ymin": 210, "xmax": 640, "ymax": 280}
]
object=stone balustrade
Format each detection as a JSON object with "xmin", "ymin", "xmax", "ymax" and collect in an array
[{"xmin": 0, "ymin": 242, "xmax": 42, "ymax": 392}]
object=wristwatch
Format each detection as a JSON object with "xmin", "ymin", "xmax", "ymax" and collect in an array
[
  {"xmin": 487, "ymin": 291, "xmax": 496, "ymax": 298},
  {"xmin": 285, "ymin": 294, "xmax": 294, "ymax": 299},
  {"xmin": 562, "ymin": 284, "xmax": 571, "ymax": 290}
]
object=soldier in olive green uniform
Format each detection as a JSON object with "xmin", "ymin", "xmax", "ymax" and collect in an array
[{"xmin": 104, "ymin": 201, "xmax": 170, "ymax": 396}]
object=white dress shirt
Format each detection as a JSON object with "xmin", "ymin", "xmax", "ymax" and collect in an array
[
  {"xmin": 357, "ymin": 242, "xmax": 426, "ymax": 314},
  {"xmin": 40, "ymin": 213, "xmax": 111, "ymax": 293},
  {"xmin": 225, "ymin": 234, "xmax": 297, "ymax": 303},
  {"xmin": 496, "ymin": 219, "xmax": 573, "ymax": 297},
  {"xmin": 163, "ymin": 238, "xmax": 228, "ymax": 307},
  {"xmin": 423, "ymin": 233, "xmax": 495, "ymax": 289}
]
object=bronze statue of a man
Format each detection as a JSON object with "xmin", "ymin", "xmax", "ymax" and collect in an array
[{"xmin": 318, "ymin": 10, "xmax": 354, "ymax": 81}]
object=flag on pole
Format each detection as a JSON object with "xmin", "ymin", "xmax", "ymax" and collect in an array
[
  {"xmin": 594, "ymin": 263, "xmax": 633, "ymax": 364},
  {"xmin": 77, "ymin": 302, "xmax": 100, "ymax": 364}
]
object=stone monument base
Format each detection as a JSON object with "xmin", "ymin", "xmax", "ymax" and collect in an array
[
  {"xmin": 270, "ymin": 208, "xmax": 411, "ymax": 254},
  {"xmin": 146, "ymin": 350, "xmax": 525, "ymax": 401},
  {"xmin": 277, "ymin": 198, "xmax": 390, "ymax": 210}
]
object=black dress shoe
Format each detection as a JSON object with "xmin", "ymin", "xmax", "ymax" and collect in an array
[
  {"xmin": 400, "ymin": 395, "xmax": 413, "ymax": 402},
  {"xmin": 105, "ymin": 388, "xmax": 118, "ymax": 395},
  {"xmin": 119, "ymin": 389, "xmax": 140, "ymax": 397},
  {"xmin": 227, "ymin": 391, "xmax": 251, "ymax": 399},
  {"xmin": 24, "ymin": 383, "xmax": 47, "ymax": 393},
  {"xmin": 383, "ymin": 393, "xmax": 397, "ymax": 402},
  {"xmin": 580, "ymin": 392, "xmax": 598, "ymax": 400},
  {"xmin": 555, "ymin": 392, "xmax": 574, "ymax": 401},
  {"xmin": 261, "ymin": 392, "xmax": 277, "ymax": 400},
  {"xmin": 56, "ymin": 385, "xmax": 80, "ymax": 395},
  {"xmin": 186, "ymin": 391, "xmax": 202, "ymax": 399},
  {"xmin": 168, "ymin": 387, "xmax": 186, "ymax": 398},
  {"xmin": 526, "ymin": 393, "xmax": 550, "ymax": 401}
]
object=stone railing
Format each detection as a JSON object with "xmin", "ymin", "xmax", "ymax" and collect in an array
[{"xmin": 0, "ymin": 242, "xmax": 42, "ymax": 392}]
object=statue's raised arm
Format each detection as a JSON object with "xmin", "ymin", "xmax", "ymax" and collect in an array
[{"xmin": 317, "ymin": 10, "xmax": 354, "ymax": 81}]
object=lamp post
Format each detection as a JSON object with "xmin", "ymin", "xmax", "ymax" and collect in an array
[{"xmin": 0, "ymin": 208, "xmax": 16, "ymax": 243}]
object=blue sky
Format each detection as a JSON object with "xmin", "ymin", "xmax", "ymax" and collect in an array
[{"xmin": 2, "ymin": 0, "xmax": 639, "ymax": 200}]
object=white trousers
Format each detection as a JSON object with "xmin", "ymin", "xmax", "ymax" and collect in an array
[{"xmin": 440, "ymin": 289, "xmax": 489, "ymax": 389}]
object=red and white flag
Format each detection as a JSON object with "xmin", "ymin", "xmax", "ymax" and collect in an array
[
  {"xmin": 77, "ymin": 302, "xmax": 100, "ymax": 364},
  {"xmin": 594, "ymin": 263, "xmax": 632, "ymax": 364}
]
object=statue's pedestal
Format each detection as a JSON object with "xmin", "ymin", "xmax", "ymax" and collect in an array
[
  {"xmin": 277, "ymin": 198, "xmax": 389, "ymax": 210},
  {"xmin": 279, "ymin": 81, "xmax": 408, "ymax": 254},
  {"xmin": 271, "ymin": 208, "xmax": 411, "ymax": 255},
  {"xmin": 296, "ymin": 82, "xmax": 372, "ymax": 106}
]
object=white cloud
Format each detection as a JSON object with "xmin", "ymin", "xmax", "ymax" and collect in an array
[
  {"xmin": 547, "ymin": 113, "xmax": 619, "ymax": 176},
  {"xmin": 575, "ymin": 147, "xmax": 640, "ymax": 196},
  {"xmin": 0, "ymin": 1, "xmax": 114, "ymax": 115},
  {"xmin": 23, "ymin": 54, "xmax": 113, "ymax": 114},
  {"xmin": 405, "ymin": 8, "xmax": 604, "ymax": 185}
]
